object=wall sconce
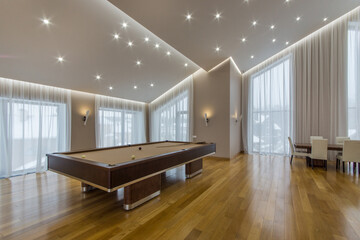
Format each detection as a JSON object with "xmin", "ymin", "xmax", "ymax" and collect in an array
[
  {"xmin": 232, "ymin": 113, "xmax": 238, "ymax": 123},
  {"xmin": 83, "ymin": 110, "xmax": 90, "ymax": 126},
  {"xmin": 204, "ymin": 113, "xmax": 209, "ymax": 126}
]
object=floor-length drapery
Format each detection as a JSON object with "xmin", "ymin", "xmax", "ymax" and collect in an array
[
  {"xmin": 241, "ymin": 7, "xmax": 360, "ymax": 153},
  {"xmin": 150, "ymin": 76, "xmax": 193, "ymax": 142},
  {"xmin": 0, "ymin": 77, "xmax": 71, "ymax": 178},
  {"xmin": 95, "ymin": 95, "xmax": 146, "ymax": 147}
]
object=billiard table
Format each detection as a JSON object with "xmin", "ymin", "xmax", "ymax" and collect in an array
[{"xmin": 46, "ymin": 141, "xmax": 216, "ymax": 210}]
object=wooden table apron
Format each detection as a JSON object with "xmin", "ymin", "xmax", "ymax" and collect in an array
[{"xmin": 294, "ymin": 143, "xmax": 342, "ymax": 167}]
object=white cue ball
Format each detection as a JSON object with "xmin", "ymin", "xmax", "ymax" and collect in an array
[
  {"xmin": 131, "ymin": 155, "xmax": 136, "ymax": 160},
  {"xmin": 81, "ymin": 155, "xmax": 86, "ymax": 158}
]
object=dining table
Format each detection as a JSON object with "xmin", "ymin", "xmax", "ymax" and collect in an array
[{"xmin": 294, "ymin": 143, "xmax": 343, "ymax": 167}]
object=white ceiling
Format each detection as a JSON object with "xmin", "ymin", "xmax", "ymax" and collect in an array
[
  {"xmin": 109, "ymin": 0, "xmax": 360, "ymax": 72},
  {"xmin": 0, "ymin": 0, "xmax": 199, "ymax": 103},
  {"xmin": 1, "ymin": 1, "xmax": 359, "ymax": 103}
]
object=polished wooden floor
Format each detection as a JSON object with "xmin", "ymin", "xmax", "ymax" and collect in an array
[{"xmin": 1, "ymin": 154, "xmax": 360, "ymax": 240}]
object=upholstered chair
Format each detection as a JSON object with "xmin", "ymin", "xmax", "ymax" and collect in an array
[
  {"xmin": 288, "ymin": 137, "xmax": 310, "ymax": 165},
  {"xmin": 310, "ymin": 139, "xmax": 328, "ymax": 170},
  {"xmin": 338, "ymin": 140, "xmax": 360, "ymax": 173}
]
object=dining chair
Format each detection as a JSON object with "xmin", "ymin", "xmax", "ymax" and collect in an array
[
  {"xmin": 310, "ymin": 139, "xmax": 328, "ymax": 170},
  {"xmin": 335, "ymin": 137, "xmax": 350, "ymax": 169},
  {"xmin": 337, "ymin": 140, "xmax": 360, "ymax": 173},
  {"xmin": 310, "ymin": 136, "xmax": 323, "ymax": 143},
  {"xmin": 288, "ymin": 137, "xmax": 310, "ymax": 165}
]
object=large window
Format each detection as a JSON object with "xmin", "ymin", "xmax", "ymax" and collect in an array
[
  {"xmin": 95, "ymin": 95, "xmax": 146, "ymax": 148},
  {"xmin": 348, "ymin": 22, "xmax": 360, "ymax": 139},
  {"xmin": 158, "ymin": 91, "xmax": 189, "ymax": 141},
  {"xmin": 249, "ymin": 56, "xmax": 292, "ymax": 155},
  {"xmin": 97, "ymin": 108, "xmax": 144, "ymax": 147},
  {"xmin": 150, "ymin": 76, "xmax": 193, "ymax": 142},
  {"xmin": 0, "ymin": 98, "xmax": 68, "ymax": 177}
]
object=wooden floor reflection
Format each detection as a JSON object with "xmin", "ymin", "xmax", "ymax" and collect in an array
[{"xmin": 1, "ymin": 155, "xmax": 360, "ymax": 239}]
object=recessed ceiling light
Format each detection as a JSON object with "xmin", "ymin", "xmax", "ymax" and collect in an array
[
  {"xmin": 286, "ymin": 41, "xmax": 289, "ymax": 45},
  {"xmin": 41, "ymin": 18, "xmax": 51, "ymax": 25},
  {"xmin": 242, "ymin": 38, "xmax": 246, "ymax": 42},
  {"xmin": 133, "ymin": 85, "xmax": 137, "ymax": 89},
  {"xmin": 186, "ymin": 13, "xmax": 192, "ymax": 21},
  {"xmin": 270, "ymin": 25, "xmax": 275, "ymax": 30},
  {"xmin": 215, "ymin": 47, "xmax": 220, "ymax": 52},
  {"xmin": 145, "ymin": 37, "xmax": 149, "ymax": 42},
  {"xmin": 184, "ymin": 63, "xmax": 188, "ymax": 67},
  {"xmin": 136, "ymin": 60, "xmax": 141, "ymax": 65},
  {"xmin": 155, "ymin": 43, "xmax": 160, "ymax": 48},
  {"xmin": 95, "ymin": 75, "xmax": 101, "ymax": 80},
  {"xmin": 214, "ymin": 12, "xmax": 221, "ymax": 20},
  {"xmin": 122, "ymin": 22, "xmax": 128, "ymax": 28},
  {"xmin": 323, "ymin": 17, "xmax": 328, "ymax": 22},
  {"xmin": 285, "ymin": 0, "xmax": 290, "ymax": 3},
  {"xmin": 150, "ymin": 83, "xmax": 154, "ymax": 87},
  {"xmin": 166, "ymin": 51, "xmax": 171, "ymax": 56},
  {"xmin": 109, "ymin": 86, "xmax": 113, "ymax": 90},
  {"xmin": 128, "ymin": 41, "xmax": 133, "ymax": 47},
  {"xmin": 272, "ymin": 38, "xmax": 276, "ymax": 43},
  {"xmin": 250, "ymin": 55, "xmax": 254, "ymax": 59},
  {"xmin": 57, "ymin": 56, "xmax": 64, "ymax": 63},
  {"xmin": 252, "ymin": 21, "xmax": 257, "ymax": 26},
  {"xmin": 296, "ymin": 16, "xmax": 301, "ymax": 21},
  {"xmin": 113, "ymin": 33, "xmax": 120, "ymax": 40}
]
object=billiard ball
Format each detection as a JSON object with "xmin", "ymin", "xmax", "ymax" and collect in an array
[
  {"xmin": 81, "ymin": 155, "xmax": 86, "ymax": 158},
  {"xmin": 139, "ymin": 147, "xmax": 142, "ymax": 150},
  {"xmin": 131, "ymin": 155, "xmax": 136, "ymax": 159}
]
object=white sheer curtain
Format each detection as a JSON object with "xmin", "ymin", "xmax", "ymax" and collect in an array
[
  {"xmin": 242, "ymin": 7, "xmax": 359, "ymax": 154},
  {"xmin": 248, "ymin": 56, "xmax": 293, "ymax": 155},
  {"xmin": 150, "ymin": 76, "xmax": 193, "ymax": 142},
  {"xmin": 95, "ymin": 95, "xmax": 146, "ymax": 147},
  {"xmin": 0, "ymin": 77, "xmax": 71, "ymax": 178},
  {"xmin": 348, "ymin": 21, "xmax": 360, "ymax": 139}
]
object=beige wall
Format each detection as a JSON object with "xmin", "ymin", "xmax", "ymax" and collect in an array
[
  {"xmin": 193, "ymin": 61, "xmax": 231, "ymax": 158},
  {"xmin": 193, "ymin": 59, "xmax": 242, "ymax": 159},
  {"xmin": 71, "ymin": 91, "xmax": 96, "ymax": 151},
  {"xmin": 229, "ymin": 61, "xmax": 242, "ymax": 158}
]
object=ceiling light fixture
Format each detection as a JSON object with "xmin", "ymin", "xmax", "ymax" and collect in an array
[
  {"xmin": 252, "ymin": 21, "xmax": 257, "ymax": 26},
  {"xmin": 134, "ymin": 85, "xmax": 137, "ymax": 89},
  {"xmin": 109, "ymin": 86, "xmax": 113, "ymax": 90},
  {"xmin": 166, "ymin": 51, "xmax": 171, "ymax": 56},
  {"xmin": 186, "ymin": 13, "xmax": 192, "ymax": 21},
  {"xmin": 136, "ymin": 60, "xmax": 141, "ymax": 65},
  {"xmin": 242, "ymin": 37, "xmax": 246, "ymax": 42},
  {"xmin": 215, "ymin": 47, "xmax": 220, "ymax": 52},
  {"xmin": 145, "ymin": 37, "xmax": 149, "ymax": 42},
  {"xmin": 57, "ymin": 56, "xmax": 64, "ymax": 63},
  {"xmin": 272, "ymin": 38, "xmax": 276, "ymax": 43},
  {"xmin": 41, "ymin": 18, "xmax": 51, "ymax": 25},
  {"xmin": 251, "ymin": 55, "xmax": 254, "ymax": 59},
  {"xmin": 214, "ymin": 12, "xmax": 221, "ymax": 20},
  {"xmin": 296, "ymin": 16, "xmax": 301, "ymax": 21},
  {"xmin": 150, "ymin": 83, "xmax": 154, "ymax": 87},
  {"xmin": 184, "ymin": 63, "xmax": 188, "ymax": 67},
  {"xmin": 155, "ymin": 43, "xmax": 160, "ymax": 48},
  {"xmin": 323, "ymin": 17, "xmax": 328, "ymax": 22},
  {"xmin": 285, "ymin": 0, "xmax": 290, "ymax": 3},
  {"xmin": 95, "ymin": 75, "xmax": 101, "ymax": 80},
  {"xmin": 128, "ymin": 41, "xmax": 133, "ymax": 47},
  {"xmin": 270, "ymin": 25, "xmax": 275, "ymax": 30},
  {"xmin": 113, "ymin": 33, "xmax": 120, "ymax": 40},
  {"xmin": 122, "ymin": 22, "xmax": 128, "ymax": 28},
  {"xmin": 286, "ymin": 41, "xmax": 289, "ymax": 45}
]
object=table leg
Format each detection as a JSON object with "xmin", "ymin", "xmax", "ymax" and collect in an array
[
  {"xmin": 81, "ymin": 183, "xmax": 96, "ymax": 192},
  {"xmin": 185, "ymin": 159, "xmax": 203, "ymax": 178},
  {"xmin": 123, "ymin": 174, "xmax": 161, "ymax": 210}
]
